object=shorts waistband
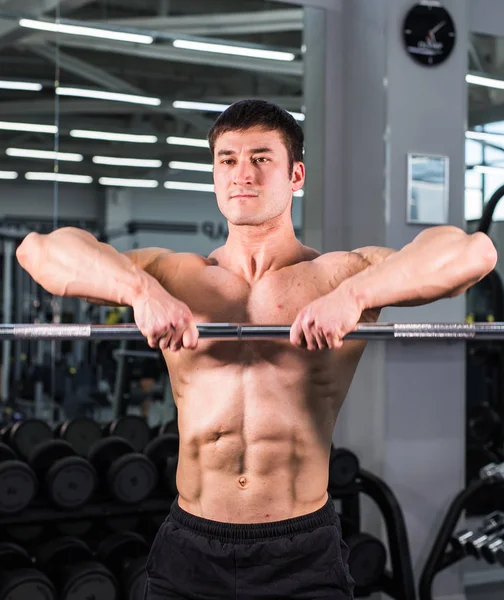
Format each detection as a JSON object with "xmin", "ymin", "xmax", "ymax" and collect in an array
[{"xmin": 168, "ymin": 495, "xmax": 337, "ymax": 542}]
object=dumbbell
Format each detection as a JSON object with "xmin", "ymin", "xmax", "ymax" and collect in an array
[
  {"xmin": 144, "ymin": 433, "xmax": 179, "ymax": 496},
  {"xmin": 0, "ymin": 542, "xmax": 56, "ymax": 600},
  {"xmin": 0, "ymin": 442, "xmax": 38, "ymax": 514},
  {"xmin": 452, "ymin": 511, "xmax": 504, "ymax": 556},
  {"xmin": 346, "ymin": 532, "xmax": 387, "ymax": 589},
  {"xmin": 37, "ymin": 537, "xmax": 117, "ymax": 600},
  {"xmin": 480, "ymin": 462, "xmax": 504, "ymax": 480},
  {"xmin": 97, "ymin": 532, "xmax": 150, "ymax": 600},
  {"xmin": 104, "ymin": 416, "xmax": 151, "ymax": 452},
  {"xmin": 0, "ymin": 419, "xmax": 52, "ymax": 460},
  {"xmin": 329, "ymin": 445, "xmax": 360, "ymax": 488},
  {"xmin": 480, "ymin": 526, "xmax": 504, "ymax": 565},
  {"xmin": 55, "ymin": 417, "xmax": 102, "ymax": 457},
  {"xmin": 89, "ymin": 436, "xmax": 158, "ymax": 504},
  {"xmin": 27, "ymin": 439, "xmax": 97, "ymax": 509}
]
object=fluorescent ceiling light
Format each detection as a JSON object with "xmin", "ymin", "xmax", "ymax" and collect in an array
[
  {"xmin": 0, "ymin": 121, "xmax": 57, "ymax": 134},
  {"xmin": 173, "ymin": 39, "xmax": 295, "ymax": 61},
  {"xmin": 57, "ymin": 87, "xmax": 161, "ymax": 106},
  {"xmin": 70, "ymin": 130, "xmax": 157, "ymax": 143},
  {"xmin": 0, "ymin": 171, "xmax": 18, "ymax": 180},
  {"xmin": 19, "ymin": 18, "xmax": 153, "ymax": 44},
  {"xmin": 289, "ymin": 111, "xmax": 305, "ymax": 122},
  {"xmin": 25, "ymin": 172, "xmax": 92, "ymax": 184},
  {"xmin": 164, "ymin": 180, "xmax": 305, "ymax": 196},
  {"xmin": 93, "ymin": 156, "xmax": 162, "ymax": 168},
  {"xmin": 164, "ymin": 181, "xmax": 214, "ymax": 192},
  {"xmin": 0, "ymin": 80, "xmax": 42, "ymax": 91},
  {"xmin": 99, "ymin": 177, "xmax": 159, "ymax": 188},
  {"xmin": 7, "ymin": 148, "xmax": 83, "ymax": 162},
  {"xmin": 168, "ymin": 161, "xmax": 212, "ymax": 172},
  {"xmin": 173, "ymin": 100, "xmax": 228, "ymax": 112},
  {"xmin": 172, "ymin": 100, "xmax": 305, "ymax": 122},
  {"xmin": 472, "ymin": 165, "xmax": 504, "ymax": 174},
  {"xmin": 166, "ymin": 136, "xmax": 209, "ymax": 148},
  {"xmin": 466, "ymin": 74, "xmax": 504, "ymax": 90}
]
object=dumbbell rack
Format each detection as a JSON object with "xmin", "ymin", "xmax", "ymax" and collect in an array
[
  {"xmin": 418, "ymin": 477, "xmax": 504, "ymax": 600},
  {"xmin": 330, "ymin": 468, "xmax": 416, "ymax": 600},
  {"xmin": 0, "ymin": 496, "xmax": 173, "ymax": 531}
]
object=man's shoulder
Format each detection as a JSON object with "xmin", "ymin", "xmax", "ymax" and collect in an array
[
  {"xmin": 156, "ymin": 251, "xmax": 215, "ymax": 268},
  {"xmin": 317, "ymin": 246, "xmax": 396, "ymax": 268}
]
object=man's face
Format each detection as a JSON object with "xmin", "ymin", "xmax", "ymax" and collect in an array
[{"xmin": 212, "ymin": 126, "xmax": 304, "ymax": 226}]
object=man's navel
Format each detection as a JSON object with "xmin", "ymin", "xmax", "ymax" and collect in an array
[{"xmin": 237, "ymin": 476, "xmax": 249, "ymax": 489}]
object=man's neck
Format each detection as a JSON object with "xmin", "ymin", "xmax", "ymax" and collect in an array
[{"xmin": 218, "ymin": 221, "xmax": 303, "ymax": 282}]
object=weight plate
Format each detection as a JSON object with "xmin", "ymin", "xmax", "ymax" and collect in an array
[
  {"xmin": 107, "ymin": 454, "xmax": 158, "ymax": 504},
  {"xmin": 53, "ymin": 423, "xmax": 64, "ymax": 437},
  {"xmin": 346, "ymin": 532, "xmax": 387, "ymax": 588},
  {"xmin": 0, "ymin": 541, "xmax": 32, "ymax": 569},
  {"xmin": 144, "ymin": 434, "xmax": 179, "ymax": 467},
  {"xmin": 62, "ymin": 562, "xmax": 117, "ymax": 600},
  {"xmin": 6, "ymin": 524, "xmax": 45, "ymax": 543},
  {"xmin": 0, "ymin": 461, "xmax": 37, "ymax": 513},
  {"xmin": 98, "ymin": 532, "xmax": 149, "ymax": 573},
  {"xmin": 58, "ymin": 418, "xmax": 102, "ymax": 457},
  {"xmin": 56, "ymin": 521, "xmax": 93, "ymax": 538},
  {"xmin": 108, "ymin": 417, "xmax": 151, "ymax": 452},
  {"xmin": 88, "ymin": 437, "xmax": 134, "ymax": 474},
  {"xmin": 329, "ymin": 447, "xmax": 360, "ymax": 488},
  {"xmin": 0, "ymin": 424, "xmax": 13, "ymax": 444},
  {"xmin": 37, "ymin": 537, "xmax": 91, "ymax": 569},
  {"xmin": 106, "ymin": 517, "xmax": 141, "ymax": 534},
  {"xmin": 159, "ymin": 420, "xmax": 178, "ymax": 436},
  {"xmin": 46, "ymin": 456, "xmax": 97, "ymax": 509},
  {"xmin": 0, "ymin": 441, "xmax": 17, "ymax": 462},
  {"xmin": 0, "ymin": 568, "xmax": 56, "ymax": 600},
  {"xmin": 124, "ymin": 556, "xmax": 148, "ymax": 600},
  {"xmin": 163, "ymin": 455, "xmax": 178, "ymax": 496},
  {"xmin": 29, "ymin": 440, "xmax": 75, "ymax": 473},
  {"xmin": 9, "ymin": 420, "xmax": 52, "ymax": 460}
]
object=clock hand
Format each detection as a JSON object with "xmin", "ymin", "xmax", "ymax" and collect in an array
[{"xmin": 429, "ymin": 20, "xmax": 446, "ymax": 37}]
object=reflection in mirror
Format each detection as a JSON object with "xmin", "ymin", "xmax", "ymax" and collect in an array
[
  {"xmin": 407, "ymin": 153, "xmax": 449, "ymax": 225},
  {"xmin": 466, "ymin": 31, "xmax": 504, "ymax": 528},
  {"xmin": 0, "ymin": 1, "xmax": 305, "ymax": 429}
]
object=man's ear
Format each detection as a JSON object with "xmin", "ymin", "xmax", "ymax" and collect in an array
[{"xmin": 292, "ymin": 161, "xmax": 305, "ymax": 192}]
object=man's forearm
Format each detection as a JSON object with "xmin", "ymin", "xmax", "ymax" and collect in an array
[
  {"xmin": 340, "ymin": 227, "xmax": 498, "ymax": 311},
  {"xmin": 17, "ymin": 227, "xmax": 157, "ymax": 306}
]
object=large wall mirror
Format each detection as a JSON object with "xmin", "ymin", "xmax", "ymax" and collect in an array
[
  {"xmin": 0, "ymin": 0, "xmax": 306, "ymax": 426},
  {"xmin": 466, "ymin": 31, "xmax": 504, "ymax": 530}
]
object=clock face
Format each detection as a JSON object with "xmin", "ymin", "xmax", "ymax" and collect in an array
[{"xmin": 403, "ymin": 3, "xmax": 456, "ymax": 66}]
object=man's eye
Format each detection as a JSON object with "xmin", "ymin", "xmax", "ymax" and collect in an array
[{"xmin": 254, "ymin": 157, "xmax": 268, "ymax": 163}]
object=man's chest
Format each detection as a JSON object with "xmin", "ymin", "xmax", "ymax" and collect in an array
[{"xmin": 165, "ymin": 254, "xmax": 364, "ymax": 326}]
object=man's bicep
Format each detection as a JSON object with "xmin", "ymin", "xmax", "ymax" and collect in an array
[
  {"xmin": 122, "ymin": 247, "xmax": 174, "ymax": 274},
  {"xmin": 351, "ymin": 246, "xmax": 397, "ymax": 266}
]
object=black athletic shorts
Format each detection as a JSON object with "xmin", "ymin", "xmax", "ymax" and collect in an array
[{"xmin": 144, "ymin": 494, "xmax": 355, "ymax": 600}]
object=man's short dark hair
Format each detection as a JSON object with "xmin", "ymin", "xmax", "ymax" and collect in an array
[{"xmin": 207, "ymin": 99, "xmax": 304, "ymax": 175}]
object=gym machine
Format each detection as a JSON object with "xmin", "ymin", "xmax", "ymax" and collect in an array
[{"xmin": 419, "ymin": 460, "xmax": 504, "ymax": 600}]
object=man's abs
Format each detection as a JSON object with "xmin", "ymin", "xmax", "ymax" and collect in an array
[{"xmin": 167, "ymin": 340, "xmax": 365, "ymax": 523}]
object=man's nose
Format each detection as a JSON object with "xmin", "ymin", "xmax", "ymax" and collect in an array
[{"xmin": 232, "ymin": 161, "xmax": 254, "ymax": 185}]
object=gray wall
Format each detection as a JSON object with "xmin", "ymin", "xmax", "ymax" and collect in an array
[{"xmin": 0, "ymin": 181, "xmax": 100, "ymax": 221}]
